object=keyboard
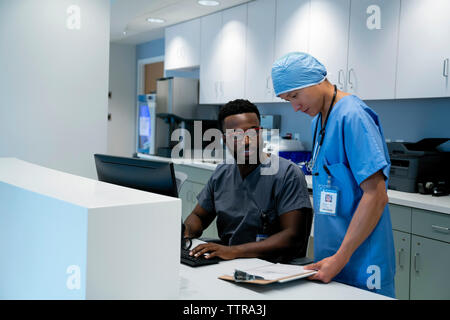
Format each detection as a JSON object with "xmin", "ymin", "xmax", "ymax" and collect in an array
[{"xmin": 180, "ymin": 248, "xmax": 220, "ymax": 267}]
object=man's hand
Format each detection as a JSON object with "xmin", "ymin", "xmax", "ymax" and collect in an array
[
  {"xmin": 189, "ymin": 243, "xmax": 239, "ymax": 260},
  {"xmin": 303, "ymin": 254, "xmax": 348, "ymax": 283}
]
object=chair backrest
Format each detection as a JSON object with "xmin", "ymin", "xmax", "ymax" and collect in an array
[{"xmin": 174, "ymin": 171, "xmax": 188, "ymax": 195}]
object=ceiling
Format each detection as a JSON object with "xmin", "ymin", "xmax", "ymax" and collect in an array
[{"xmin": 110, "ymin": 0, "xmax": 253, "ymax": 45}]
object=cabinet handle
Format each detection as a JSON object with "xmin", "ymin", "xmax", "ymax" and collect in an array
[
  {"xmin": 397, "ymin": 248, "xmax": 404, "ymax": 269},
  {"xmin": 443, "ymin": 58, "xmax": 449, "ymax": 77},
  {"xmin": 414, "ymin": 253, "xmax": 420, "ymax": 273},
  {"xmin": 432, "ymin": 224, "xmax": 449, "ymax": 234},
  {"xmin": 348, "ymin": 68, "xmax": 355, "ymax": 90},
  {"xmin": 220, "ymin": 81, "xmax": 224, "ymax": 97},
  {"xmin": 338, "ymin": 69, "xmax": 345, "ymax": 90},
  {"xmin": 214, "ymin": 82, "xmax": 218, "ymax": 99}
]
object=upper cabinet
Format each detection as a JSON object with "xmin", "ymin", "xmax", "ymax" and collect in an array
[
  {"xmin": 273, "ymin": 0, "xmax": 310, "ymax": 102},
  {"xmin": 168, "ymin": 0, "xmax": 450, "ymax": 103},
  {"xmin": 199, "ymin": 6, "xmax": 247, "ymax": 104},
  {"xmin": 396, "ymin": 0, "xmax": 450, "ymax": 99},
  {"xmin": 275, "ymin": 0, "xmax": 310, "ymax": 60},
  {"xmin": 199, "ymin": 12, "xmax": 223, "ymax": 104},
  {"xmin": 220, "ymin": 5, "xmax": 247, "ymax": 103},
  {"xmin": 347, "ymin": 0, "xmax": 400, "ymax": 100},
  {"xmin": 310, "ymin": 0, "xmax": 400, "ymax": 100},
  {"xmin": 164, "ymin": 19, "xmax": 201, "ymax": 71},
  {"xmin": 309, "ymin": 0, "xmax": 350, "ymax": 92},
  {"xmin": 245, "ymin": 0, "xmax": 277, "ymax": 103}
]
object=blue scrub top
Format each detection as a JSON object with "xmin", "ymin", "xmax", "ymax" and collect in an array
[{"xmin": 311, "ymin": 95, "xmax": 396, "ymax": 298}]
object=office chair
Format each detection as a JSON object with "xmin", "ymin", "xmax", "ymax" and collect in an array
[{"xmin": 174, "ymin": 171, "xmax": 188, "ymax": 195}]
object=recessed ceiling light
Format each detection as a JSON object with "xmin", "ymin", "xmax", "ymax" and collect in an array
[
  {"xmin": 146, "ymin": 17, "xmax": 165, "ymax": 24},
  {"xmin": 198, "ymin": 0, "xmax": 220, "ymax": 6}
]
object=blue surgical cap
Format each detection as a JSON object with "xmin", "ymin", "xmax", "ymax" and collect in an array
[{"xmin": 271, "ymin": 52, "xmax": 327, "ymax": 96}]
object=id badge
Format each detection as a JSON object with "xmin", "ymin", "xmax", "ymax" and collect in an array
[
  {"xmin": 256, "ymin": 234, "xmax": 268, "ymax": 242},
  {"xmin": 318, "ymin": 185, "xmax": 339, "ymax": 216}
]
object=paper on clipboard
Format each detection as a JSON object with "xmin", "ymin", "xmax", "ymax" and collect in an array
[
  {"xmin": 219, "ymin": 262, "xmax": 317, "ymax": 285},
  {"xmin": 240, "ymin": 263, "xmax": 316, "ymax": 281}
]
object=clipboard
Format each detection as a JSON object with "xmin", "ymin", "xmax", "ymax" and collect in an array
[{"xmin": 218, "ymin": 263, "xmax": 317, "ymax": 285}]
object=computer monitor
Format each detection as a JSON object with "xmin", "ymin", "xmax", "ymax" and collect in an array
[{"xmin": 94, "ymin": 154, "xmax": 178, "ymax": 198}]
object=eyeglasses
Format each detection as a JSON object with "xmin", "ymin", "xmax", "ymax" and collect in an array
[{"xmin": 224, "ymin": 127, "xmax": 261, "ymax": 139}]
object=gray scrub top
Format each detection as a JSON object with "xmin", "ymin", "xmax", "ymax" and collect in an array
[{"xmin": 196, "ymin": 154, "xmax": 311, "ymax": 246}]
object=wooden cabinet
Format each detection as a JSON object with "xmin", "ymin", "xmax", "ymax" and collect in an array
[
  {"xmin": 396, "ymin": 0, "xmax": 450, "ymax": 98},
  {"xmin": 164, "ymin": 18, "xmax": 201, "ymax": 71}
]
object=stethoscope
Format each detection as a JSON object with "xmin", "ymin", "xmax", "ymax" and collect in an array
[{"xmin": 306, "ymin": 84, "xmax": 338, "ymax": 175}]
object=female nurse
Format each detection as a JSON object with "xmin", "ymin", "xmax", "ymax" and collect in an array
[{"xmin": 271, "ymin": 52, "xmax": 395, "ymax": 298}]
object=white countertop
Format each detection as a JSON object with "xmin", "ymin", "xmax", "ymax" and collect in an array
[
  {"xmin": 179, "ymin": 258, "xmax": 391, "ymax": 300},
  {"xmin": 304, "ymin": 175, "xmax": 450, "ymax": 215},
  {"xmin": 0, "ymin": 158, "xmax": 179, "ymax": 209},
  {"xmin": 137, "ymin": 154, "xmax": 450, "ymax": 215}
]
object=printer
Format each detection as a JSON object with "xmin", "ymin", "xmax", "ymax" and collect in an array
[{"xmin": 387, "ymin": 138, "xmax": 450, "ymax": 195}]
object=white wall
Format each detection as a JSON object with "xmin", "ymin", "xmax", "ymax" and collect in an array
[
  {"xmin": 107, "ymin": 43, "xmax": 136, "ymax": 158},
  {"xmin": 0, "ymin": 0, "xmax": 110, "ymax": 179}
]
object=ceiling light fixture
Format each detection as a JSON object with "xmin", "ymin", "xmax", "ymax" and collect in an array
[
  {"xmin": 146, "ymin": 17, "xmax": 166, "ymax": 23},
  {"xmin": 198, "ymin": 0, "xmax": 220, "ymax": 6}
]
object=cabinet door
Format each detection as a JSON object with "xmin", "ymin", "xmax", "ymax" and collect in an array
[
  {"xmin": 220, "ymin": 5, "xmax": 247, "ymax": 104},
  {"xmin": 274, "ymin": 0, "xmax": 310, "ymax": 103},
  {"xmin": 309, "ymin": 0, "xmax": 350, "ymax": 91},
  {"xmin": 245, "ymin": 0, "xmax": 276, "ymax": 103},
  {"xmin": 393, "ymin": 230, "xmax": 411, "ymax": 300},
  {"xmin": 396, "ymin": 0, "xmax": 450, "ymax": 99},
  {"xmin": 410, "ymin": 235, "xmax": 450, "ymax": 300},
  {"xmin": 199, "ymin": 12, "xmax": 223, "ymax": 104},
  {"xmin": 164, "ymin": 18, "xmax": 201, "ymax": 70},
  {"xmin": 347, "ymin": 0, "xmax": 400, "ymax": 100}
]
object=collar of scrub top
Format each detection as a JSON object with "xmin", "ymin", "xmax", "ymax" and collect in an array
[{"xmin": 308, "ymin": 84, "xmax": 337, "ymax": 175}]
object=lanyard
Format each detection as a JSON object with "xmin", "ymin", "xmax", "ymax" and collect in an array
[{"xmin": 308, "ymin": 85, "xmax": 337, "ymax": 174}]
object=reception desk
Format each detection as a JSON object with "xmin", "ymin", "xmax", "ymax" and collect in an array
[{"xmin": 0, "ymin": 158, "xmax": 181, "ymax": 299}]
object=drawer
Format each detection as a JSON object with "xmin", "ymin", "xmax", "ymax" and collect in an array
[
  {"xmin": 174, "ymin": 164, "xmax": 213, "ymax": 185},
  {"xmin": 389, "ymin": 204, "xmax": 412, "ymax": 233},
  {"xmin": 412, "ymin": 208, "xmax": 450, "ymax": 243}
]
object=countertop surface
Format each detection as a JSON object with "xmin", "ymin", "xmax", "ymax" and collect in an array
[
  {"xmin": 0, "ymin": 157, "xmax": 179, "ymax": 209},
  {"xmin": 138, "ymin": 154, "xmax": 450, "ymax": 215},
  {"xmin": 179, "ymin": 257, "xmax": 391, "ymax": 300}
]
